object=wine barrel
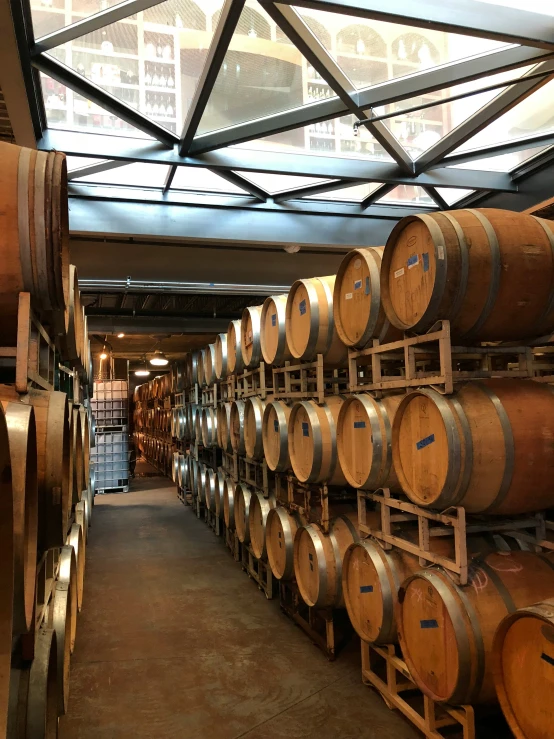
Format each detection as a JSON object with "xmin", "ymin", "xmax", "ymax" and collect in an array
[
  {"xmin": 285, "ymin": 275, "xmax": 347, "ymax": 367},
  {"xmin": 262, "ymin": 400, "xmax": 291, "ymax": 472},
  {"xmin": 217, "ymin": 402, "xmax": 232, "ymax": 453},
  {"xmin": 227, "ymin": 319, "xmax": 245, "ymax": 375},
  {"xmin": 337, "ymin": 392, "xmax": 403, "ymax": 490},
  {"xmin": 493, "ymin": 597, "xmax": 554, "ymax": 739},
  {"xmin": 49, "ymin": 544, "xmax": 77, "ymax": 715},
  {"xmin": 223, "ymin": 478, "xmax": 237, "ymax": 530},
  {"xmin": 203, "ymin": 343, "xmax": 217, "ymax": 387},
  {"xmin": 177, "ymin": 454, "xmax": 184, "ymax": 488},
  {"xmin": 392, "ymin": 379, "xmax": 554, "ymax": 514},
  {"xmin": 343, "ymin": 532, "xmax": 529, "ymax": 646},
  {"xmin": 0, "ymin": 405, "xmax": 12, "ymax": 738},
  {"xmin": 185, "ymin": 351, "xmax": 199, "ymax": 387},
  {"xmin": 397, "ymin": 551, "xmax": 554, "ymax": 705},
  {"xmin": 71, "ymin": 406, "xmax": 84, "ymax": 504},
  {"xmin": 266, "ymin": 507, "xmax": 305, "ymax": 580},
  {"xmin": 293, "ymin": 513, "xmax": 360, "ymax": 609},
  {"xmin": 172, "ymin": 452, "xmax": 179, "ymax": 483},
  {"xmin": 0, "ymin": 385, "xmax": 70, "ymax": 551},
  {"xmin": 288, "ymin": 396, "xmax": 346, "ymax": 485},
  {"xmin": 214, "ymin": 332, "xmax": 228, "ymax": 380},
  {"xmin": 0, "ymin": 402, "xmax": 38, "ymax": 636},
  {"xmin": 197, "ymin": 348, "xmax": 206, "ymax": 388},
  {"xmin": 213, "ymin": 471, "xmax": 226, "ymax": 519},
  {"xmin": 241, "ymin": 305, "xmax": 263, "ymax": 370},
  {"xmin": 0, "ymin": 143, "xmax": 69, "ymax": 346},
  {"xmin": 62, "ymin": 264, "xmax": 84, "ymax": 364},
  {"xmin": 75, "ymin": 499, "xmax": 89, "ymax": 545},
  {"xmin": 205, "ymin": 468, "xmax": 217, "ymax": 511},
  {"xmin": 189, "ymin": 458, "xmax": 198, "ymax": 496},
  {"xmin": 196, "ymin": 463, "xmax": 207, "ymax": 500},
  {"xmin": 194, "ymin": 407, "xmax": 202, "ymax": 443},
  {"xmin": 234, "ymin": 483, "xmax": 252, "ymax": 544},
  {"xmin": 230, "ymin": 400, "xmax": 246, "ymax": 455},
  {"xmin": 186, "ymin": 404, "xmax": 199, "ymax": 442},
  {"xmin": 68, "ymin": 521, "xmax": 85, "ymax": 612},
  {"xmin": 381, "ymin": 209, "xmax": 554, "ymax": 341},
  {"xmin": 334, "ymin": 246, "xmax": 399, "ymax": 348},
  {"xmin": 79, "ymin": 406, "xmax": 90, "ymax": 492},
  {"xmin": 201, "ymin": 406, "xmax": 217, "ymax": 448},
  {"xmin": 260, "ymin": 294, "xmax": 292, "ymax": 366},
  {"xmin": 248, "ymin": 491, "xmax": 275, "ymax": 559},
  {"xmin": 244, "ymin": 397, "xmax": 265, "ymax": 460}
]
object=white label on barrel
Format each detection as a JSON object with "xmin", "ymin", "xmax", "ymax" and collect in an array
[
  {"xmin": 354, "ymin": 258, "xmax": 361, "ymax": 269},
  {"xmin": 437, "ymin": 244, "xmax": 445, "ymax": 260},
  {"xmin": 345, "ymin": 292, "xmax": 353, "ymax": 300},
  {"xmin": 394, "ymin": 268, "xmax": 405, "ymax": 279}
]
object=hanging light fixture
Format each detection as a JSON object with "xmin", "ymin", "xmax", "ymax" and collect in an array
[
  {"xmin": 100, "ymin": 344, "xmax": 108, "ymax": 360},
  {"xmin": 150, "ymin": 349, "xmax": 169, "ymax": 366},
  {"xmin": 135, "ymin": 355, "xmax": 151, "ymax": 377}
]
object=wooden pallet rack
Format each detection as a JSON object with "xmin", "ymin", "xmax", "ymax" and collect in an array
[
  {"xmin": 272, "ymin": 355, "xmax": 349, "ymax": 404},
  {"xmin": 237, "ymin": 362, "xmax": 272, "ymax": 400},
  {"xmin": 348, "ymin": 320, "xmax": 534, "ymax": 395},
  {"xmin": 224, "ymin": 524, "xmax": 241, "ymax": 562},
  {"xmin": 358, "ymin": 488, "xmax": 547, "ymax": 586},
  {"xmin": 531, "ymin": 345, "xmax": 554, "ymax": 383},
  {"xmin": 201, "ymin": 383, "xmax": 218, "ymax": 407},
  {"xmin": 205, "ymin": 506, "xmax": 222, "ymax": 536},
  {"xmin": 174, "ymin": 391, "xmax": 184, "ymax": 408},
  {"xmin": 285, "ymin": 476, "xmax": 356, "ymax": 534},
  {"xmin": 241, "ymin": 543, "xmax": 276, "ymax": 599},
  {"xmin": 218, "ymin": 376, "xmax": 236, "ymax": 402},
  {"xmin": 222, "ymin": 450, "xmax": 239, "ymax": 482},
  {"xmin": 279, "ymin": 580, "xmax": 352, "ymax": 661}
]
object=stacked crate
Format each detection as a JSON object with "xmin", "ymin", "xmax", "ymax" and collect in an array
[{"xmin": 91, "ymin": 380, "xmax": 129, "ymax": 493}]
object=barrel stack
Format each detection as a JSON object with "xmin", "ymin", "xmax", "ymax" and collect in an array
[{"xmin": 0, "ymin": 140, "xmax": 94, "ymax": 736}]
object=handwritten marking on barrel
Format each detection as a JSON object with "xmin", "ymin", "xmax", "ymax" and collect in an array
[
  {"xmin": 416, "ymin": 433, "xmax": 435, "ymax": 450},
  {"xmin": 420, "ymin": 619, "xmax": 439, "ymax": 629}
]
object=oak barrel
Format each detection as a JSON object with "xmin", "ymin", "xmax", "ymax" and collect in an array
[
  {"xmin": 288, "ymin": 396, "xmax": 347, "ymax": 485},
  {"xmin": 334, "ymin": 246, "xmax": 398, "ymax": 348},
  {"xmin": 0, "ymin": 405, "xmax": 13, "ymax": 738},
  {"xmin": 248, "ymin": 491, "xmax": 275, "ymax": 560},
  {"xmin": 223, "ymin": 478, "xmax": 237, "ymax": 530},
  {"xmin": 203, "ymin": 343, "xmax": 216, "ymax": 387},
  {"xmin": 68, "ymin": 521, "xmax": 85, "ymax": 612},
  {"xmin": 381, "ymin": 208, "xmax": 554, "ymax": 341},
  {"xmin": 197, "ymin": 348, "xmax": 206, "ymax": 387},
  {"xmin": 71, "ymin": 406, "xmax": 84, "ymax": 503},
  {"xmin": 214, "ymin": 332, "xmax": 228, "ymax": 380},
  {"xmin": 337, "ymin": 392, "xmax": 403, "ymax": 490},
  {"xmin": 493, "ymin": 597, "xmax": 554, "ymax": 739},
  {"xmin": 262, "ymin": 400, "xmax": 291, "ymax": 472},
  {"xmin": 266, "ymin": 507, "xmax": 305, "ymax": 581},
  {"xmin": 234, "ymin": 483, "xmax": 252, "ymax": 544},
  {"xmin": 48, "ymin": 545, "xmax": 77, "ymax": 715},
  {"xmin": 392, "ymin": 379, "xmax": 554, "ymax": 514},
  {"xmin": 227, "ymin": 319, "xmax": 245, "ymax": 375},
  {"xmin": 241, "ymin": 305, "xmax": 263, "ymax": 370},
  {"xmin": 201, "ymin": 406, "xmax": 217, "ymax": 448},
  {"xmin": 229, "ymin": 400, "xmax": 246, "ymax": 455},
  {"xmin": 79, "ymin": 407, "xmax": 90, "ymax": 494},
  {"xmin": 62, "ymin": 265, "xmax": 84, "ymax": 364},
  {"xmin": 260, "ymin": 294, "xmax": 292, "ymax": 366},
  {"xmin": 285, "ymin": 275, "xmax": 347, "ymax": 367},
  {"xmin": 397, "ymin": 551, "xmax": 554, "ymax": 705},
  {"xmin": 196, "ymin": 463, "xmax": 207, "ymax": 500},
  {"xmin": 213, "ymin": 471, "xmax": 226, "ymax": 519},
  {"xmin": 244, "ymin": 396, "xmax": 266, "ymax": 460},
  {"xmin": 205, "ymin": 468, "xmax": 217, "ymax": 511},
  {"xmin": 217, "ymin": 402, "xmax": 232, "ymax": 453}
]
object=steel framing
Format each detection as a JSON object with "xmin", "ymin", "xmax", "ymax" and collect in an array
[{"xmin": 14, "ymin": 0, "xmax": 554, "ymax": 218}]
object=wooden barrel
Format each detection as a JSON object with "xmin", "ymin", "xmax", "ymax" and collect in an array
[
  {"xmin": 197, "ymin": 348, "xmax": 206, "ymax": 388},
  {"xmin": 288, "ymin": 396, "xmax": 346, "ymax": 485},
  {"xmin": 337, "ymin": 392, "xmax": 403, "ymax": 490},
  {"xmin": 8, "ymin": 627, "xmax": 59, "ymax": 739},
  {"xmin": 177, "ymin": 454, "xmax": 184, "ymax": 488},
  {"xmin": 186, "ymin": 404, "xmax": 199, "ymax": 442},
  {"xmin": 49, "ymin": 544, "xmax": 77, "ymax": 715},
  {"xmin": 71, "ymin": 406, "xmax": 84, "ymax": 503},
  {"xmin": 0, "ymin": 402, "xmax": 38, "ymax": 636},
  {"xmin": 0, "ymin": 385, "xmax": 70, "ymax": 551},
  {"xmin": 266, "ymin": 507, "xmax": 305, "ymax": 580},
  {"xmin": 194, "ymin": 407, "xmax": 202, "ymax": 443},
  {"xmin": 260, "ymin": 294, "xmax": 292, "ymax": 366},
  {"xmin": 334, "ymin": 246, "xmax": 399, "ymax": 348},
  {"xmin": 62, "ymin": 264, "xmax": 84, "ymax": 364},
  {"xmin": 75, "ymin": 498, "xmax": 89, "ymax": 543},
  {"xmin": 196, "ymin": 463, "xmax": 207, "ymax": 500},
  {"xmin": 234, "ymin": 483, "xmax": 252, "ymax": 544},
  {"xmin": 217, "ymin": 402, "xmax": 232, "ymax": 453},
  {"xmin": 0, "ymin": 405, "xmax": 12, "ymax": 738},
  {"xmin": 189, "ymin": 458, "xmax": 198, "ymax": 496},
  {"xmin": 397, "ymin": 551, "xmax": 554, "ymax": 705},
  {"xmin": 248, "ymin": 491, "xmax": 275, "ymax": 559},
  {"xmin": 185, "ymin": 351, "xmax": 199, "ymax": 387},
  {"xmin": 227, "ymin": 319, "xmax": 245, "ymax": 375},
  {"xmin": 285, "ymin": 275, "xmax": 347, "ymax": 367},
  {"xmin": 293, "ymin": 513, "xmax": 360, "ymax": 609},
  {"xmin": 203, "ymin": 343, "xmax": 217, "ymax": 387},
  {"xmin": 244, "ymin": 396, "xmax": 266, "ymax": 460},
  {"xmin": 205, "ymin": 468, "xmax": 217, "ymax": 511},
  {"xmin": 392, "ymin": 379, "xmax": 554, "ymax": 514},
  {"xmin": 213, "ymin": 471, "xmax": 226, "ymax": 519},
  {"xmin": 230, "ymin": 400, "xmax": 246, "ymax": 454},
  {"xmin": 493, "ymin": 597, "xmax": 554, "ymax": 738},
  {"xmin": 0, "ymin": 143, "xmax": 69, "ymax": 346},
  {"xmin": 223, "ymin": 478, "xmax": 237, "ymax": 530},
  {"xmin": 201, "ymin": 406, "xmax": 217, "ymax": 448},
  {"xmin": 262, "ymin": 400, "xmax": 291, "ymax": 472},
  {"xmin": 214, "ymin": 332, "xmax": 228, "ymax": 379},
  {"xmin": 343, "ymin": 532, "xmax": 529, "ymax": 646},
  {"xmin": 381, "ymin": 209, "xmax": 554, "ymax": 341},
  {"xmin": 241, "ymin": 305, "xmax": 263, "ymax": 370},
  {"xmin": 172, "ymin": 452, "xmax": 179, "ymax": 483},
  {"xmin": 79, "ymin": 406, "xmax": 90, "ymax": 494},
  {"xmin": 68, "ymin": 521, "xmax": 85, "ymax": 612}
]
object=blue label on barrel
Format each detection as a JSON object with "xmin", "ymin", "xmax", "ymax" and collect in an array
[
  {"xmin": 302, "ymin": 422, "xmax": 309, "ymax": 437},
  {"xmin": 299, "ymin": 299, "xmax": 306, "ymax": 316},
  {"xmin": 541, "ymin": 652, "xmax": 554, "ymax": 666},
  {"xmin": 271, "ymin": 313, "xmax": 276, "ymax": 326},
  {"xmin": 420, "ymin": 619, "xmax": 438, "ymax": 629},
  {"xmin": 422, "ymin": 252, "xmax": 429, "ymax": 272},
  {"xmin": 274, "ymin": 420, "xmax": 279, "ymax": 432},
  {"xmin": 354, "ymin": 421, "xmax": 366, "ymax": 429},
  {"xmin": 360, "ymin": 585, "xmax": 373, "ymax": 593},
  {"xmin": 354, "ymin": 279, "xmax": 362, "ymax": 290},
  {"xmin": 416, "ymin": 434, "xmax": 435, "ymax": 451},
  {"xmin": 365, "ymin": 276, "xmax": 370, "ymax": 295},
  {"xmin": 407, "ymin": 254, "xmax": 419, "ymax": 268}
]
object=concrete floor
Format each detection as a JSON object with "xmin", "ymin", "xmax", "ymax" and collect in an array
[{"xmin": 60, "ymin": 467, "xmax": 418, "ymax": 739}]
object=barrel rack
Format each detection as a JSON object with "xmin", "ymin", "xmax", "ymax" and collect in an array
[
  {"xmin": 241, "ymin": 543, "xmax": 276, "ymax": 599},
  {"xmin": 272, "ymin": 355, "xmax": 349, "ymax": 404}
]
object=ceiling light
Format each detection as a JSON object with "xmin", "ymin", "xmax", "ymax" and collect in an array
[
  {"xmin": 135, "ymin": 368, "xmax": 151, "ymax": 377},
  {"xmin": 117, "ymin": 332, "xmax": 125, "ymax": 338},
  {"xmin": 284, "ymin": 244, "xmax": 301, "ymax": 254},
  {"xmin": 150, "ymin": 350, "xmax": 169, "ymax": 366},
  {"xmin": 100, "ymin": 351, "xmax": 108, "ymax": 360}
]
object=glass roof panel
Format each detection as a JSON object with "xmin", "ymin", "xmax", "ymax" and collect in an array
[
  {"xmin": 66, "ymin": 155, "xmax": 105, "ymax": 170},
  {"xmin": 377, "ymin": 185, "xmax": 434, "ymax": 206},
  {"xmin": 475, "ymin": 0, "xmax": 554, "ymax": 15},
  {"xmin": 31, "ymin": 0, "xmax": 132, "ymax": 40},
  {"xmin": 446, "ymin": 145, "xmax": 550, "ymax": 172},
  {"xmin": 197, "ymin": 4, "xmax": 329, "ymax": 135},
  {"xmin": 305, "ymin": 182, "xmax": 383, "ymax": 202},
  {"xmin": 73, "ymin": 161, "xmax": 170, "ymax": 187},
  {"xmin": 39, "ymin": 0, "xmax": 225, "ymax": 136},
  {"xmin": 172, "ymin": 167, "xmax": 247, "ymax": 194},
  {"xmin": 238, "ymin": 172, "xmax": 333, "ymax": 194},
  {"xmin": 453, "ymin": 78, "xmax": 554, "ymax": 153},
  {"xmin": 233, "ymin": 113, "xmax": 395, "ymax": 162},
  {"xmin": 435, "ymin": 187, "xmax": 475, "ymax": 205},
  {"xmin": 41, "ymin": 71, "xmax": 153, "ymax": 138},
  {"xmin": 295, "ymin": 7, "xmax": 509, "ymax": 91}
]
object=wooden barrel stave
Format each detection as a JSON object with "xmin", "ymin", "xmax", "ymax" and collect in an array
[{"xmin": 260, "ymin": 294, "xmax": 291, "ymax": 366}]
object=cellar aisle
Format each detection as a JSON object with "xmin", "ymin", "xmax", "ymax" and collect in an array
[{"xmin": 59, "ymin": 471, "xmax": 418, "ymax": 739}]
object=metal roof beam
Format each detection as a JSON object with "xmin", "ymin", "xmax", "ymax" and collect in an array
[
  {"xmin": 67, "ymin": 160, "xmax": 129, "ymax": 181},
  {"xmin": 274, "ymin": 179, "xmax": 364, "ymax": 203},
  {"xmin": 430, "ymin": 133, "xmax": 554, "ymax": 169},
  {"xmin": 209, "ymin": 169, "xmax": 269, "ymax": 201},
  {"xmin": 361, "ymin": 184, "xmax": 395, "ymax": 211}
]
